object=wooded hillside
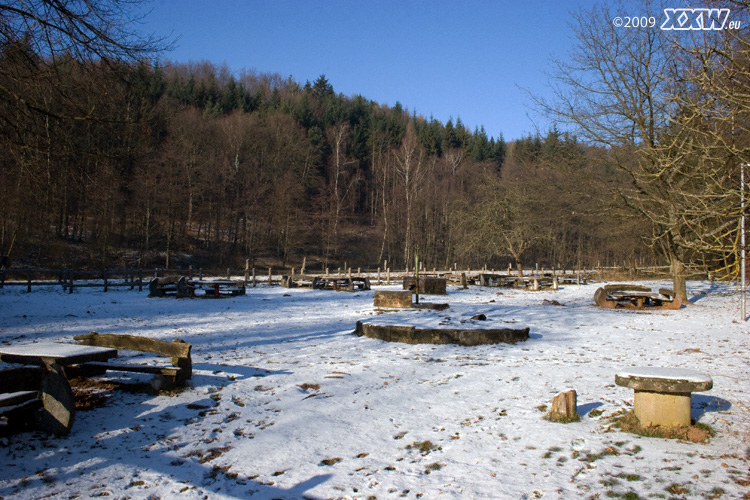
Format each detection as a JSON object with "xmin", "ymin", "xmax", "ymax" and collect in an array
[{"xmin": 2, "ymin": 52, "xmax": 649, "ymax": 271}]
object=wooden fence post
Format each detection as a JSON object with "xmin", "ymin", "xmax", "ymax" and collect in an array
[
  {"xmin": 252, "ymin": 268, "xmax": 257, "ymax": 287},
  {"xmin": 245, "ymin": 259, "xmax": 250, "ymax": 284},
  {"xmin": 103, "ymin": 269, "xmax": 108, "ymax": 292},
  {"xmin": 268, "ymin": 267, "xmax": 272, "ymax": 286},
  {"xmin": 27, "ymin": 270, "xmax": 32, "ymax": 293}
]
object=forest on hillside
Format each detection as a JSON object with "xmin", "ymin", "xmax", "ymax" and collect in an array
[
  {"xmin": 1, "ymin": 53, "xmax": 644, "ymax": 271},
  {"xmin": 1, "ymin": 1, "xmax": 747, "ymax": 292}
]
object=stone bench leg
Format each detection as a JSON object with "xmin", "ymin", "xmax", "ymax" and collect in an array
[
  {"xmin": 634, "ymin": 390, "xmax": 691, "ymax": 427},
  {"xmin": 36, "ymin": 362, "xmax": 76, "ymax": 435}
]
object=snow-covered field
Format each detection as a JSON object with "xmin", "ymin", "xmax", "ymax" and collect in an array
[{"xmin": 0, "ymin": 280, "xmax": 748, "ymax": 499}]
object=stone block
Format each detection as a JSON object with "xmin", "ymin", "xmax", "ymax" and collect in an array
[
  {"xmin": 402, "ymin": 277, "xmax": 447, "ymax": 294},
  {"xmin": 373, "ymin": 290, "xmax": 413, "ymax": 308}
]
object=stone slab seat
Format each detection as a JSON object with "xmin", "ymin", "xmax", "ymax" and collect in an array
[
  {"xmin": 615, "ymin": 367, "xmax": 712, "ymax": 427},
  {"xmin": 72, "ymin": 332, "xmax": 192, "ymax": 388}
]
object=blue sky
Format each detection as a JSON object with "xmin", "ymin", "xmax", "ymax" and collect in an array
[{"xmin": 137, "ymin": 1, "xmax": 602, "ymax": 141}]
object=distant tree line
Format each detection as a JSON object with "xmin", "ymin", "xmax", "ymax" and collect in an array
[
  {"xmin": 1, "ymin": 49, "xmax": 656, "ymax": 271},
  {"xmin": 0, "ymin": 0, "xmax": 664, "ymax": 272}
]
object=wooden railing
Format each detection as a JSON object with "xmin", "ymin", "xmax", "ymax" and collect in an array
[{"xmin": 0, "ymin": 265, "xmax": 603, "ymax": 292}]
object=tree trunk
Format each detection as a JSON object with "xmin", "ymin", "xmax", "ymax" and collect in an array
[{"xmin": 670, "ymin": 252, "xmax": 688, "ymax": 305}]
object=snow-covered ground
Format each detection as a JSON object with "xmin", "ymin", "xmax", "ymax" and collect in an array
[{"xmin": 0, "ymin": 280, "xmax": 748, "ymax": 499}]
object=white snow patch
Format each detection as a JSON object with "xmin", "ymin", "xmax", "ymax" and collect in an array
[{"xmin": 0, "ymin": 280, "xmax": 748, "ymax": 499}]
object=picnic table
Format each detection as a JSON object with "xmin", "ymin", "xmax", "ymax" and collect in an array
[
  {"xmin": 0, "ymin": 343, "xmax": 117, "ymax": 434},
  {"xmin": 594, "ymin": 284, "xmax": 681, "ymax": 310},
  {"xmin": 188, "ymin": 279, "xmax": 246, "ymax": 297},
  {"xmin": 0, "ymin": 343, "xmax": 117, "ymax": 366},
  {"xmin": 312, "ymin": 276, "xmax": 371, "ymax": 292}
]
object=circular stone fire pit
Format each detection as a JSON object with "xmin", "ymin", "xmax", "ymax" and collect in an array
[{"xmin": 354, "ymin": 321, "xmax": 529, "ymax": 346}]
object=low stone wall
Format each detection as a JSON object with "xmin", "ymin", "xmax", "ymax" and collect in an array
[{"xmin": 354, "ymin": 321, "xmax": 529, "ymax": 346}]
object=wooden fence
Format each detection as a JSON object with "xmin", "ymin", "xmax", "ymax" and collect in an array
[
  {"xmin": 0, "ymin": 263, "xmax": 601, "ymax": 293},
  {"xmin": 0, "ymin": 261, "xmax": 686, "ymax": 294}
]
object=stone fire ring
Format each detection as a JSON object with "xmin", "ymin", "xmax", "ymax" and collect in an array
[
  {"xmin": 354, "ymin": 320, "xmax": 530, "ymax": 346},
  {"xmin": 615, "ymin": 367, "xmax": 713, "ymax": 427}
]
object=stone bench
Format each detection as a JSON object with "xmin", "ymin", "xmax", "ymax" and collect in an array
[
  {"xmin": 72, "ymin": 332, "xmax": 192, "ymax": 389},
  {"xmin": 615, "ymin": 367, "xmax": 713, "ymax": 427}
]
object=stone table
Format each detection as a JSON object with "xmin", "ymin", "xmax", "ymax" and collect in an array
[{"xmin": 615, "ymin": 367, "xmax": 713, "ymax": 427}]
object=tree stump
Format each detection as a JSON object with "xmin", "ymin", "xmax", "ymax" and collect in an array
[{"xmin": 547, "ymin": 389, "xmax": 579, "ymax": 422}]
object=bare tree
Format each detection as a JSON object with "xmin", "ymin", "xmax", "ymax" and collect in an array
[
  {"xmin": 531, "ymin": 1, "xmax": 704, "ymax": 300},
  {"xmin": 323, "ymin": 121, "xmax": 358, "ymax": 264},
  {"xmin": 1, "ymin": 0, "xmax": 169, "ymax": 123},
  {"xmin": 654, "ymin": 3, "xmax": 750, "ymax": 280},
  {"xmin": 393, "ymin": 121, "xmax": 427, "ymax": 267}
]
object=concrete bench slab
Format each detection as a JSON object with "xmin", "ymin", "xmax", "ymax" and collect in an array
[{"xmin": 615, "ymin": 367, "xmax": 712, "ymax": 427}]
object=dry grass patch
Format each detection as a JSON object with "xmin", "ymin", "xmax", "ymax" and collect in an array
[
  {"xmin": 297, "ymin": 383, "xmax": 320, "ymax": 392},
  {"xmin": 544, "ymin": 411, "xmax": 581, "ymax": 423},
  {"xmin": 611, "ymin": 411, "xmax": 713, "ymax": 443},
  {"xmin": 406, "ymin": 440, "xmax": 442, "ymax": 456}
]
